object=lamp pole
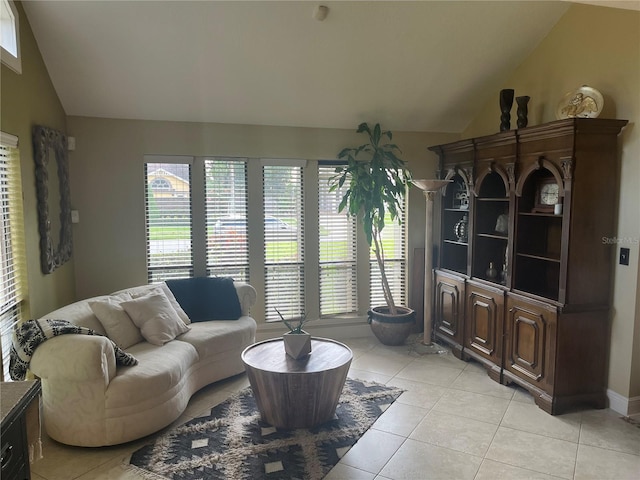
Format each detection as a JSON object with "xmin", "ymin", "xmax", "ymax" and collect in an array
[{"xmin": 413, "ymin": 179, "xmax": 451, "ymax": 347}]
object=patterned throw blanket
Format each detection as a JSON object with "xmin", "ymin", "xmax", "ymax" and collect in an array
[{"xmin": 10, "ymin": 318, "xmax": 138, "ymax": 381}]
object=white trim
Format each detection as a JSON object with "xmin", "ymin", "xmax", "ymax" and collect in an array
[
  {"xmin": 0, "ymin": 131, "xmax": 18, "ymax": 148},
  {"xmin": 607, "ymin": 389, "xmax": 640, "ymax": 416},
  {"xmin": 143, "ymin": 155, "xmax": 194, "ymax": 165},
  {"xmin": 0, "ymin": 0, "xmax": 21, "ymax": 74},
  {"xmin": 260, "ymin": 158, "xmax": 307, "ymax": 167}
]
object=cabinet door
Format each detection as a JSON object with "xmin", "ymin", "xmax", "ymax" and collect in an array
[
  {"xmin": 465, "ymin": 281, "xmax": 504, "ymax": 367},
  {"xmin": 505, "ymin": 294, "xmax": 557, "ymax": 394},
  {"xmin": 434, "ymin": 271, "xmax": 465, "ymax": 350}
]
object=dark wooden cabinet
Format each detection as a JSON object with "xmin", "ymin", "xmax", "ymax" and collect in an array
[
  {"xmin": 429, "ymin": 118, "xmax": 627, "ymax": 414},
  {"xmin": 1, "ymin": 380, "xmax": 41, "ymax": 480},
  {"xmin": 465, "ymin": 280, "xmax": 504, "ymax": 382},
  {"xmin": 434, "ymin": 270, "xmax": 465, "ymax": 357},
  {"xmin": 504, "ymin": 293, "xmax": 557, "ymax": 411}
]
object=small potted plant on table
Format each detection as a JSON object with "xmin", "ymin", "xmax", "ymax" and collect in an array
[{"xmin": 276, "ymin": 308, "xmax": 311, "ymax": 359}]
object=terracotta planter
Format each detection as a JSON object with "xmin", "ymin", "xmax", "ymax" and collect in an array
[
  {"xmin": 367, "ymin": 306, "xmax": 415, "ymax": 346},
  {"xmin": 283, "ymin": 331, "xmax": 312, "ymax": 359}
]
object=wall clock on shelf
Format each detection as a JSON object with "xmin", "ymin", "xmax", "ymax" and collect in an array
[{"xmin": 532, "ymin": 177, "xmax": 560, "ymax": 213}]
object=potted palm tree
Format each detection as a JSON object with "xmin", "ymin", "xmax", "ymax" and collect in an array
[{"xmin": 329, "ymin": 123, "xmax": 415, "ymax": 345}]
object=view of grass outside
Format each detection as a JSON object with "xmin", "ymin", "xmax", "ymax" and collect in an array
[{"xmin": 149, "ymin": 223, "xmax": 400, "ymax": 260}]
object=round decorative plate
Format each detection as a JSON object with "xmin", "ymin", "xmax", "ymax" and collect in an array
[{"xmin": 556, "ymin": 86, "xmax": 604, "ymax": 119}]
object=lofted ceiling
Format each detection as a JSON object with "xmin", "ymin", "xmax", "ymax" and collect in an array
[{"xmin": 20, "ymin": 1, "xmax": 588, "ymax": 133}]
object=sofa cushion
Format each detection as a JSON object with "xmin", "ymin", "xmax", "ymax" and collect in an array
[
  {"xmin": 166, "ymin": 277, "xmax": 242, "ymax": 322},
  {"xmin": 89, "ymin": 294, "xmax": 144, "ymax": 349},
  {"xmin": 121, "ymin": 292, "xmax": 190, "ymax": 346},
  {"xmin": 176, "ymin": 316, "xmax": 256, "ymax": 358},
  {"xmin": 106, "ymin": 340, "xmax": 198, "ymax": 409}
]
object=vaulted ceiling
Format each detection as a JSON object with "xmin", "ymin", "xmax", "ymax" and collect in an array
[{"xmin": 21, "ymin": 1, "xmax": 590, "ymax": 133}]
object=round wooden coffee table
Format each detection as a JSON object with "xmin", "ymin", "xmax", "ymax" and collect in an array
[{"xmin": 241, "ymin": 337, "xmax": 352, "ymax": 429}]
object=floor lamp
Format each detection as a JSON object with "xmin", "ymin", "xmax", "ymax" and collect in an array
[{"xmin": 413, "ymin": 179, "xmax": 451, "ymax": 353}]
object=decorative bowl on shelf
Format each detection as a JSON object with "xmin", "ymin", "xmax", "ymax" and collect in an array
[{"xmin": 556, "ymin": 86, "xmax": 603, "ymax": 119}]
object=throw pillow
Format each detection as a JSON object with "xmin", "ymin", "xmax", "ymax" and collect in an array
[
  {"xmin": 166, "ymin": 276, "xmax": 242, "ymax": 322},
  {"xmin": 127, "ymin": 284, "xmax": 191, "ymax": 325},
  {"xmin": 121, "ymin": 292, "xmax": 190, "ymax": 346},
  {"xmin": 89, "ymin": 294, "xmax": 144, "ymax": 349}
]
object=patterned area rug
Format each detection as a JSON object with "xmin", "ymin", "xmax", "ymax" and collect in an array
[{"xmin": 128, "ymin": 378, "xmax": 403, "ymax": 480}]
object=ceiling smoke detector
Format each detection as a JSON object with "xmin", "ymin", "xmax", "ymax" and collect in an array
[{"xmin": 313, "ymin": 5, "xmax": 329, "ymax": 21}]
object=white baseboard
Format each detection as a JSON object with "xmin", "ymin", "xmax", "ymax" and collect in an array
[{"xmin": 607, "ymin": 389, "xmax": 640, "ymax": 416}]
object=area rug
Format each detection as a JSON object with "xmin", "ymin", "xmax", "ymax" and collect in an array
[{"xmin": 128, "ymin": 378, "xmax": 403, "ymax": 480}]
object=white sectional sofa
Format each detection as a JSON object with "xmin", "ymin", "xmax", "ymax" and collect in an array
[{"xmin": 29, "ymin": 279, "xmax": 257, "ymax": 447}]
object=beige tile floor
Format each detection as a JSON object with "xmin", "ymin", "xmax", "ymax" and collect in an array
[{"xmin": 30, "ymin": 337, "xmax": 640, "ymax": 480}]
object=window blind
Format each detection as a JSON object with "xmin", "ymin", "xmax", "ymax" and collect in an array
[
  {"xmin": 263, "ymin": 164, "xmax": 304, "ymax": 322},
  {"xmin": 204, "ymin": 158, "xmax": 249, "ymax": 282},
  {"xmin": 144, "ymin": 162, "xmax": 193, "ymax": 282},
  {"xmin": 318, "ymin": 164, "xmax": 357, "ymax": 316},
  {"xmin": 0, "ymin": 136, "xmax": 27, "ymax": 381},
  {"xmin": 369, "ymin": 200, "xmax": 407, "ymax": 308}
]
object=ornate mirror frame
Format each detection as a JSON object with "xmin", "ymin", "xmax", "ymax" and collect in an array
[{"xmin": 33, "ymin": 125, "xmax": 73, "ymax": 274}]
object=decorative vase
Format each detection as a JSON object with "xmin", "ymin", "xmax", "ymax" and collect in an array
[
  {"xmin": 499, "ymin": 89, "xmax": 515, "ymax": 131},
  {"xmin": 486, "ymin": 262, "xmax": 498, "ymax": 281},
  {"xmin": 454, "ymin": 214, "xmax": 468, "ymax": 242},
  {"xmin": 368, "ymin": 306, "xmax": 415, "ymax": 346},
  {"xmin": 516, "ymin": 95, "xmax": 530, "ymax": 128},
  {"xmin": 500, "ymin": 263, "xmax": 507, "ymax": 285},
  {"xmin": 283, "ymin": 331, "xmax": 311, "ymax": 359}
]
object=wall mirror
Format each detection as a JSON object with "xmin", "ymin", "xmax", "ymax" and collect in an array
[{"xmin": 33, "ymin": 125, "xmax": 72, "ymax": 274}]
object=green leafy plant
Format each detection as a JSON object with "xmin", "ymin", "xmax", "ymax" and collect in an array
[
  {"xmin": 329, "ymin": 123, "xmax": 412, "ymax": 315},
  {"xmin": 275, "ymin": 308, "xmax": 309, "ymax": 334}
]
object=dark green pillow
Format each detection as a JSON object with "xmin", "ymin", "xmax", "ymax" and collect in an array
[{"xmin": 166, "ymin": 277, "xmax": 242, "ymax": 322}]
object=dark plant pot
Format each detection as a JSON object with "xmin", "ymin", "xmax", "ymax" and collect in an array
[{"xmin": 367, "ymin": 306, "xmax": 415, "ymax": 346}]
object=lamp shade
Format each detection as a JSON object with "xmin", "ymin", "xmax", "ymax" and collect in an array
[{"xmin": 412, "ymin": 179, "xmax": 451, "ymax": 191}]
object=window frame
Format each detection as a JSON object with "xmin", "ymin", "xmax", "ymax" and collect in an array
[
  {"xmin": 1, "ymin": 0, "xmax": 21, "ymax": 74},
  {"xmin": 0, "ymin": 131, "xmax": 27, "ymax": 381},
  {"xmin": 318, "ymin": 161, "xmax": 358, "ymax": 317},
  {"xmin": 262, "ymin": 159, "xmax": 306, "ymax": 323},
  {"xmin": 144, "ymin": 157, "xmax": 194, "ymax": 283}
]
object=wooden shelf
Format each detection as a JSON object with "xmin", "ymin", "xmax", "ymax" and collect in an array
[
  {"xmin": 443, "ymin": 239, "xmax": 468, "ymax": 246},
  {"xmin": 476, "ymin": 197, "xmax": 508, "ymax": 202},
  {"xmin": 476, "ymin": 233, "xmax": 508, "ymax": 240},
  {"xmin": 518, "ymin": 211, "xmax": 562, "ymax": 218},
  {"xmin": 516, "ymin": 252, "xmax": 561, "ymax": 263}
]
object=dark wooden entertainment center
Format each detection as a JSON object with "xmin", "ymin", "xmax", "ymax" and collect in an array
[{"xmin": 428, "ymin": 118, "xmax": 627, "ymax": 414}]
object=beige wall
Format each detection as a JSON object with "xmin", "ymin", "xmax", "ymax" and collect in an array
[
  {"xmin": 464, "ymin": 4, "xmax": 640, "ymax": 400},
  {"xmin": 0, "ymin": 1, "xmax": 75, "ymax": 318},
  {"xmin": 66, "ymin": 116, "xmax": 456, "ymax": 320}
]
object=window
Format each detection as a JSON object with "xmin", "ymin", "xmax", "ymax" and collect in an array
[
  {"xmin": 0, "ymin": 132, "xmax": 27, "ymax": 381},
  {"xmin": 263, "ymin": 162, "xmax": 304, "ymax": 322},
  {"xmin": 144, "ymin": 161, "xmax": 193, "ymax": 282},
  {"xmin": 205, "ymin": 158, "xmax": 249, "ymax": 282},
  {"xmin": 318, "ymin": 164, "xmax": 357, "ymax": 316},
  {"xmin": 1, "ymin": 0, "xmax": 21, "ymax": 74},
  {"xmin": 142, "ymin": 156, "xmax": 409, "ymax": 324},
  {"xmin": 369, "ymin": 198, "xmax": 408, "ymax": 308}
]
